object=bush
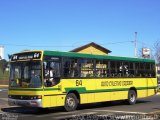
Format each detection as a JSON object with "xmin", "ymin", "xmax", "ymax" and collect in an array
[{"xmin": 0, "ymin": 59, "xmax": 9, "ymax": 80}]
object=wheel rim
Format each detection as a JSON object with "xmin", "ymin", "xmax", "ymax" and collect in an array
[
  {"xmin": 130, "ymin": 93, "xmax": 135, "ymax": 102},
  {"xmin": 66, "ymin": 97, "xmax": 75, "ymax": 109}
]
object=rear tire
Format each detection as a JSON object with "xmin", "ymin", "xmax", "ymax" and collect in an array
[
  {"xmin": 64, "ymin": 93, "xmax": 79, "ymax": 112},
  {"xmin": 127, "ymin": 90, "xmax": 137, "ymax": 105}
]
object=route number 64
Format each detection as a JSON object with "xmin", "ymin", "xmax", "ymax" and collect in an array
[{"xmin": 76, "ymin": 80, "xmax": 82, "ymax": 86}]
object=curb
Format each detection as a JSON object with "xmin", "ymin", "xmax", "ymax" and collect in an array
[{"xmin": 0, "ymin": 85, "xmax": 8, "ymax": 87}]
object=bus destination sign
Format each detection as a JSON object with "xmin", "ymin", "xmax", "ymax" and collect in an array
[{"xmin": 11, "ymin": 52, "xmax": 41, "ymax": 61}]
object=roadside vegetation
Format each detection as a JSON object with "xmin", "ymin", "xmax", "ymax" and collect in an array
[{"xmin": 0, "ymin": 59, "xmax": 9, "ymax": 81}]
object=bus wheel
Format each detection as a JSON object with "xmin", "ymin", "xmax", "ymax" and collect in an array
[
  {"xmin": 127, "ymin": 90, "xmax": 137, "ymax": 105},
  {"xmin": 64, "ymin": 93, "xmax": 79, "ymax": 112}
]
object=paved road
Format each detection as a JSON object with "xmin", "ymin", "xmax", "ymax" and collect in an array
[{"xmin": 1, "ymin": 88, "xmax": 160, "ymax": 120}]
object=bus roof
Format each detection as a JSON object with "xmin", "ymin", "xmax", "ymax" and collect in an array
[{"xmin": 43, "ymin": 50, "xmax": 155, "ymax": 63}]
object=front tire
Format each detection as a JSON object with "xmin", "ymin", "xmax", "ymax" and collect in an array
[
  {"xmin": 127, "ymin": 90, "xmax": 137, "ymax": 105},
  {"xmin": 64, "ymin": 93, "xmax": 79, "ymax": 112}
]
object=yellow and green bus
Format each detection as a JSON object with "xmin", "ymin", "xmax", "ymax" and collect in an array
[{"xmin": 8, "ymin": 50, "xmax": 157, "ymax": 111}]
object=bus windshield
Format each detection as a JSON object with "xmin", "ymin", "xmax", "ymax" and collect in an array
[{"xmin": 10, "ymin": 61, "xmax": 42, "ymax": 88}]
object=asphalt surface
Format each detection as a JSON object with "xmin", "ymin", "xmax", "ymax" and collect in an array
[{"xmin": 1, "ymin": 87, "xmax": 160, "ymax": 120}]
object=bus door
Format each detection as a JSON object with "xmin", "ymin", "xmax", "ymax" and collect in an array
[{"xmin": 43, "ymin": 58, "xmax": 61, "ymax": 107}]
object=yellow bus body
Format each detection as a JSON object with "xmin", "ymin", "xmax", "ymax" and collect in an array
[{"xmin": 9, "ymin": 77, "xmax": 157, "ymax": 108}]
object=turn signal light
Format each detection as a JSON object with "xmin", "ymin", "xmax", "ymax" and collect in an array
[{"xmin": 37, "ymin": 95, "xmax": 42, "ymax": 99}]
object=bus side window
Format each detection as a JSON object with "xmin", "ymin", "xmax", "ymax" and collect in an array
[
  {"xmin": 110, "ymin": 61, "xmax": 116, "ymax": 77},
  {"xmin": 95, "ymin": 60, "xmax": 108, "ymax": 78},
  {"xmin": 63, "ymin": 58, "xmax": 81, "ymax": 78},
  {"xmin": 50, "ymin": 62, "xmax": 60, "ymax": 77},
  {"xmin": 44, "ymin": 61, "xmax": 60, "ymax": 87},
  {"xmin": 123, "ymin": 62, "xmax": 129, "ymax": 77},
  {"xmin": 151, "ymin": 63, "xmax": 156, "ymax": 77},
  {"xmin": 80, "ymin": 59, "xmax": 94, "ymax": 77}
]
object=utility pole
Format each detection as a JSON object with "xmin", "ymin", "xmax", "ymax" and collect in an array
[{"xmin": 134, "ymin": 32, "xmax": 137, "ymax": 57}]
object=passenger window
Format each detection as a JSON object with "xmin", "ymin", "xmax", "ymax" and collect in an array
[
  {"xmin": 80, "ymin": 59, "xmax": 94, "ymax": 77},
  {"xmin": 95, "ymin": 60, "xmax": 108, "ymax": 77},
  {"xmin": 63, "ymin": 58, "xmax": 79, "ymax": 77},
  {"xmin": 44, "ymin": 61, "xmax": 60, "ymax": 87}
]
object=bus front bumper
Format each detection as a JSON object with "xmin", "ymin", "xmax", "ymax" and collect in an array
[{"xmin": 8, "ymin": 98, "xmax": 42, "ymax": 107}]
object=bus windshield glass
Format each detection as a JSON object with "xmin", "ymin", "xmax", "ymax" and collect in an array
[{"xmin": 10, "ymin": 61, "xmax": 42, "ymax": 88}]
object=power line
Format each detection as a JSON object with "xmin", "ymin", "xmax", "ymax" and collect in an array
[
  {"xmin": 0, "ymin": 41, "xmax": 135, "ymax": 48},
  {"xmin": 103, "ymin": 41, "xmax": 134, "ymax": 45}
]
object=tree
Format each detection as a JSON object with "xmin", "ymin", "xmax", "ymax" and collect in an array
[
  {"xmin": 153, "ymin": 40, "xmax": 160, "ymax": 64},
  {"xmin": 0, "ymin": 59, "xmax": 9, "ymax": 80},
  {"xmin": 0, "ymin": 59, "xmax": 8, "ymax": 73}
]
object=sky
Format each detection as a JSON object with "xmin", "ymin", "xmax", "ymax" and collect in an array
[{"xmin": 0, "ymin": 0, "xmax": 160, "ymax": 59}]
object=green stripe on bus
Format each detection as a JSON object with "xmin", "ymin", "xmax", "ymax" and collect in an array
[
  {"xmin": 9, "ymin": 88, "xmax": 43, "ymax": 91},
  {"xmin": 137, "ymin": 86, "xmax": 157, "ymax": 90},
  {"xmin": 9, "ymin": 86, "xmax": 156, "ymax": 92},
  {"xmin": 44, "ymin": 88, "xmax": 59, "ymax": 91},
  {"xmin": 65, "ymin": 86, "xmax": 157, "ymax": 94},
  {"xmin": 9, "ymin": 88, "xmax": 59, "ymax": 91},
  {"xmin": 65, "ymin": 87, "xmax": 87, "ymax": 93}
]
